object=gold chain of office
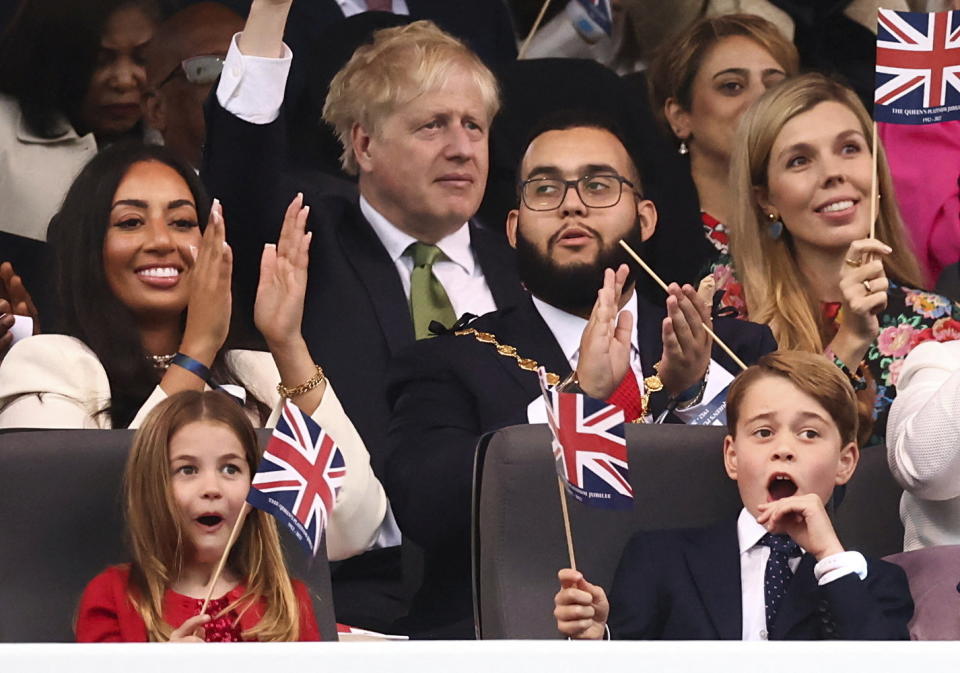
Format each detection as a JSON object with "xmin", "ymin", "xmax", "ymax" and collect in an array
[{"xmin": 453, "ymin": 327, "xmax": 664, "ymax": 423}]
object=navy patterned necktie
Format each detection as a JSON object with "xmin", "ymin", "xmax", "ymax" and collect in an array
[{"xmin": 759, "ymin": 533, "xmax": 802, "ymax": 631}]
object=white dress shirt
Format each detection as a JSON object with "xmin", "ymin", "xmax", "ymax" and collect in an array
[
  {"xmin": 216, "ymin": 36, "xmax": 498, "ymax": 321},
  {"xmin": 525, "ymin": 291, "xmax": 734, "ymax": 424},
  {"xmin": 335, "ymin": 0, "xmax": 409, "ymax": 17},
  {"xmin": 360, "ymin": 197, "xmax": 497, "ymax": 318},
  {"xmin": 736, "ymin": 508, "xmax": 868, "ymax": 640}
]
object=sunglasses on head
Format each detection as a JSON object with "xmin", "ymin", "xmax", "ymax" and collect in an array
[{"xmin": 158, "ymin": 54, "xmax": 225, "ymax": 88}]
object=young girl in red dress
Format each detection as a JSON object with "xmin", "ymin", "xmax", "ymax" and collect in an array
[{"xmin": 76, "ymin": 390, "xmax": 320, "ymax": 642}]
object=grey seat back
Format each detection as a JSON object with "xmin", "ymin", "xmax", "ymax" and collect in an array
[
  {"xmin": 0, "ymin": 429, "xmax": 337, "ymax": 642},
  {"xmin": 473, "ymin": 424, "xmax": 905, "ymax": 639}
]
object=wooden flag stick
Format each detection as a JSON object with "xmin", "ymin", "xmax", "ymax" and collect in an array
[
  {"xmin": 199, "ymin": 502, "xmax": 251, "ymax": 616},
  {"xmin": 518, "ymin": 0, "xmax": 554, "ymax": 59},
  {"xmin": 869, "ymin": 120, "xmax": 879, "ymax": 239},
  {"xmin": 556, "ymin": 476, "xmax": 577, "ymax": 571},
  {"xmin": 618, "ymin": 239, "xmax": 748, "ymax": 371}
]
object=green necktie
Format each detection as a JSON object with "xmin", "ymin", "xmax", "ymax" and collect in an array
[{"xmin": 408, "ymin": 242, "xmax": 457, "ymax": 339}]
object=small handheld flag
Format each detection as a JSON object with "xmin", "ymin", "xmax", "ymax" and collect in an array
[
  {"xmin": 246, "ymin": 400, "xmax": 346, "ymax": 557},
  {"xmin": 570, "ymin": 0, "xmax": 613, "ymax": 41},
  {"xmin": 538, "ymin": 368, "xmax": 633, "ymax": 510},
  {"xmin": 875, "ymin": 9, "xmax": 960, "ymax": 125}
]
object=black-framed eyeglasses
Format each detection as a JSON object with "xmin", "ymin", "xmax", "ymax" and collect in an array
[
  {"xmin": 158, "ymin": 55, "xmax": 225, "ymax": 88},
  {"xmin": 519, "ymin": 174, "xmax": 641, "ymax": 211}
]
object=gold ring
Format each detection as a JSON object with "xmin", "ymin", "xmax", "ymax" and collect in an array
[
  {"xmin": 845, "ymin": 257, "xmax": 862, "ymax": 268},
  {"xmin": 863, "ymin": 279, "xmax": 872, "ymax": 293}
]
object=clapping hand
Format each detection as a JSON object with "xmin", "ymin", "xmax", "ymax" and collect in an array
[
  {"xmin": 657, "ymin": 283, "xmax": 712, "ymax": 395},
  {"xmin": 179, "ymin": 200, "xmax": 232, "ymax": 364},
  {"xmin": 1, "ymin": 262, "xmax": 40, "ymax": 354},
  {"xmin": 575, "ymin": 265, "xmax": 633, "ymax": 399},
  {"xmin": 254, "ymin": 194, "xmax": 311, "ymax": 351}
]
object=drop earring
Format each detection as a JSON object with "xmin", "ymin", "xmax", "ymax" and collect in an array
[
  {"xmin": 766, "ymin": 212, "xmax": 783, "ymax": 239},
  {"xmin": 678, "ymin": 140, "xmax": 689, "ymax": 155}
]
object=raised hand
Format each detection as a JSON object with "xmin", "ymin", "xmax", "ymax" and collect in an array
[
  {"xmin": 169, "ymin": 613, "xmax": 211, "ymax": 643},
  {"xmin": 575, "ymin": 265, "xmax": 633, "ymax": 399},
  {"xmin": 830, "ymin": 238, "xmax": 891, "ymax": 367},
  {"xmin": 0, "ymin": 262, "xmax": 39, "ymax": 331},
  {"xmin": 554, "ymin": 568, "xmax": 609, "ymax": 639},
  {"xmin": 240, "ymin": 0, "xmax": 294, "ymax": 58},
  {"xmin": 756, "ymin": 493, "xmax": 845, "ymax": 561},
  {"xmin": 657, "ymin": 283, "xmax": 712, "ymax": 395},
  {"xmin": 255, "ymin": 193, "xmax": 311, "ymax": 350},
  {"xmin": 179, "ymin": 200, "xmax": 232, "ymax": 366}
]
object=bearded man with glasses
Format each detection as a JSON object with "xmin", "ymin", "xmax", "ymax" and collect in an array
[
  {"xmin": 142, "ymin": 2, "xmax": 243, "ymax": 168},
  {"xmin": 382, "ymin": 113, "xmax": 778, "ymax": 639}
]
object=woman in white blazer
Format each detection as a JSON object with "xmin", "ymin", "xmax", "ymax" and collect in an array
[
  {"xmin": 0, "ymin": 0, "xmax": 157, "ymax": 242},
  {"xmin": 0, "ymin": 142, "xmax": 387, "ymax": 561}
]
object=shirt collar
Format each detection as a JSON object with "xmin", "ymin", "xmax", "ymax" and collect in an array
[
  {"xmin": 737, "ymin": 507, "xmax": 770, "ymax": 555},
  {"xmin": 737, "ymin": 507, "xmax": 805, "ymax": 555},
  {"xmin": 531, "ymin": 290, "xmax": 639, "ymax": 365},
  {"xmin": 359, "ymin": 195, "xmax": 475, "ymax": 273}
]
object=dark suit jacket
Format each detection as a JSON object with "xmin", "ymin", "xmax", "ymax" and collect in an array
[
  {"xmin": 609, "ymin": 518, "xmax": 913, "ymax": 640},
  {"xmin": 202, "ymin": 93, "xmax": 526, "ymax": 632},
  {"xmin": 384, "ymin": 296, "xmax": 778, "ymax": 638},
  {"xmin": 202, "ymin": 96, "xmax": 526, "ymax": 475}
]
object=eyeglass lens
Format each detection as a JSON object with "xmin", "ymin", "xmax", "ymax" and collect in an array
[{"xmin": 522, "ymin": 176, "xmax": 624, "ymax": 210}]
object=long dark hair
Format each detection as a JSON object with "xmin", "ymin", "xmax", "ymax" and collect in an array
[
  {"xmin": 47, "ymin": 142, "xmax": 262, "ymax": 427},
  {"xmin": 0, "ymin": 0, "xmax": 159, "ymax": 138}
]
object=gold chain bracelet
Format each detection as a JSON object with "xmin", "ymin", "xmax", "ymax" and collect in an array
[{"xmin": 277, "ymin": 364, "xmax": 325, "ymax": 398}]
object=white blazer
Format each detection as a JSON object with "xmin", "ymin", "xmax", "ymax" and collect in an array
[
  {"xmin": 0, "ymin": 334, "xmax": 389, "ymax": 560},
  {"xmin": 0, "ymin": 94, "xmax": 97, "ymax": 241},
  {"xmin": 886, "ymin": 340, "xmax": 960, "ymax": 551}
]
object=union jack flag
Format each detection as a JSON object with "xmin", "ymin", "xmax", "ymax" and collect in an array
[
  {"xmin": 573, "ymin": 0, "xmax": 612, "ymax": 37},
  {"xmin": 246, "ymin": 400, "xmax": 346, "ymax": 557},
  {"xmin": 538, "ymin": 369, "xmax": 632, "ymax": 510},
  {"xmin": 875, "ymin": 9, "xmax": 960, "ymax": 124}
]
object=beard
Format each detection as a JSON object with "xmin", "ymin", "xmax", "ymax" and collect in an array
[{"xmin": 515, "ymin": 218, "xmax": 646, "ymax": 316}]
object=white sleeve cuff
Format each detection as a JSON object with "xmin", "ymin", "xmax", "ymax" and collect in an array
[
  {"xmin": 673, "ymin": 359, "xmax": 735, "ymax": 425},
  {"xmin": 527, "ymin": 396, "xmax": 548, "ymax": 424},
  {"xmin": 814, "ymin": 550, "xmax": 868, "ymax": 585},
  {"xmin": 215, "ymin": 32, "xmax": 293, "ymax": 125}
]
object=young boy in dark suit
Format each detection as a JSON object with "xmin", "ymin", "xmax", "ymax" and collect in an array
[{"xmin": 554, "ymin": 350, "xmax": 913, "ymax": 640}]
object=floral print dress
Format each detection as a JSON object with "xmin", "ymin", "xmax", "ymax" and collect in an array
[
  {"xmin": 860, "ymin": 284, "xmax": 960, "ymax": 441},
  {"xmin": 700, "ymin": 212, "xmax": 746, "ymax": 316}
]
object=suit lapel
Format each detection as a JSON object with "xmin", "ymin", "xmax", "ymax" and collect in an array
[
  {"xmin": 683, "ymin": 518, "xmax": 743, "ymax": 640},
  {"xmin": 336, "ymin": 205, "xmax": 415, "ymax": 355},
  {"xmin": 469, "ymin": 223, "xmax": 525, "ymax": 310},
  {"xmin": 770, "ymin": 554, "xmax": 820, "ymax": 639}
]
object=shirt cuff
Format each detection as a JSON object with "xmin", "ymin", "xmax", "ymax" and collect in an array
[
  {"xmin": 672, "ymin": 359, "xmax": 734, "ymax": 425},
  {"xmin": 527, "ymin": 396, "xmax": 548, "ymax": 423},
  {"xmin": 216, "ymin": 32, "xmax": 293, "ymax": 125},
  {"xmin": 814, "ymin": 551, "xmax": 868, "ymax": 585}
]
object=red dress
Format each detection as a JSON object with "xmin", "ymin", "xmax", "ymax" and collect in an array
[{"xmin": 75, "ymin": 565, "xmax": 321, "ymax": 642}]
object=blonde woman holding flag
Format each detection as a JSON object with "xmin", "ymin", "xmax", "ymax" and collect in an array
[{"xmin": 723, "ymin": 72, "xmax": 959, "ymax": 446}]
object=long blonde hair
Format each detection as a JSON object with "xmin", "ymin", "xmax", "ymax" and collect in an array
[
  {"xmin": 124, "ymin": 391, "xmax": 302, "ymax": 641},
  {"xmin": 729, "ymin": 73, "xmax": 924, "ymax": 352}
]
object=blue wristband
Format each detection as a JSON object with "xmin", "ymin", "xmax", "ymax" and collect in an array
[{"xmin": 171, "ymin": 353, "xmax": 213, "ymax": 384}]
